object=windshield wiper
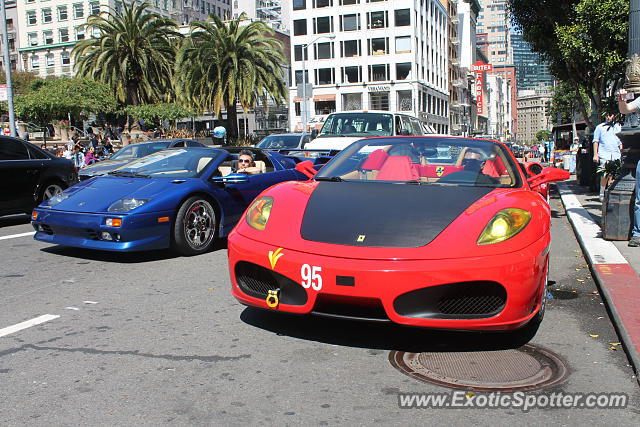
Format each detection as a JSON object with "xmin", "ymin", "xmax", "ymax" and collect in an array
[
  {"xmin": 108, "ymin": 170, "xmax": 151, "ymax": 178},
  {"xmin": 315, "ymin": 176, "xmax": 343, "ymax": 182}
]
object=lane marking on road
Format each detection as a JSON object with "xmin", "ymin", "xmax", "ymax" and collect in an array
[
  {"xmin": 0, "ymin": 231, "xmax": 35, "ymax": 241},
  {"xmin": 0, "ymin": 314, "xmax": 60, "ymax": 338}
]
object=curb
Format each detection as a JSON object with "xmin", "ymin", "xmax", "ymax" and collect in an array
[{"xmin": 557, "ymin": 182, "xmax": 640, "ymax": 384}]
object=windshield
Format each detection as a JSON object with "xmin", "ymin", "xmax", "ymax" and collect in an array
[
  {"xmin": 318, "ymin": 113, "xmax": 394, "ymax": 138},
  {"xmin": 111, "ymin": 142, "xmax": 171, "ymax": 160},
  {"xmin": 256, "ymin": 135, "xmax": 301, "ymax": 149},
  {"xmin": 112, "ymin": 149, "xmax": 221, "ymax": 178},
  {"xmin": 316, "ymin": 137, "xmax": 520, "ymax": 188}
]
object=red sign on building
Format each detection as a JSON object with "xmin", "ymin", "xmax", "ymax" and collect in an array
[{"xmin": 473, "ymin": 62, "xmax": 491, "ymax": 115}]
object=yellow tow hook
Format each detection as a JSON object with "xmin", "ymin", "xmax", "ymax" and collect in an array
[{"xmin": 266, "ymin": 289, "xmax": 280, "ymax": 308}]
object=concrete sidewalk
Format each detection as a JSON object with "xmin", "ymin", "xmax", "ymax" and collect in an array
[{"xmin": 557, "ymin": 178, "xmax": 640, "ymax": 385}]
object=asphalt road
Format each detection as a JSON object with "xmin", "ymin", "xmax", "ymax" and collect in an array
[{"xmin": 0, "ymin": 191, "xmax": 639, "ymax": 425}]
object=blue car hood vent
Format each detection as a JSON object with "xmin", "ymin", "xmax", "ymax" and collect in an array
[{"xmin": 300, "ymin": 181, "xmax": 492, "ymax": 248}]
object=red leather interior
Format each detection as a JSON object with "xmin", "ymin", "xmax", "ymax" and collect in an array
[
  {"xmin": 361, "ymin": 149, "xmax": 389, "ymax": 170},
  {"xmin": 376, "ymin": 156, "xmax": 419, "ymax": 181},
  {"xmin": 416, "ymin": 164, "xmax": 464, "ymax": 178}
]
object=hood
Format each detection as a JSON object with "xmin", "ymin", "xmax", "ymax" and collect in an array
[
  {"xmin": 300, "ymin": 182, "xmax": 492, "ymax": 247},
  {"xmin": 51, "ymin": 176, "xmax": 177, "ymax": 213},
  {"xmin": 80, "ymin": 159, "xmax": 132, "ymax": 177},
  {"xmin": 304, "ymin": 136, "xmax": 363, "ymax": 151}
]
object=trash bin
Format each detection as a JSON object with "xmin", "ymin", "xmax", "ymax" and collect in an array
[{"xmin": 577, "ymin": 148, "xmax": 594, "ymax": 187}]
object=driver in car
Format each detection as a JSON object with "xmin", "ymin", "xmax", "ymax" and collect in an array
[{"xmin": 233, "ymin": 150, "xmax": 262, "ymax": 175}]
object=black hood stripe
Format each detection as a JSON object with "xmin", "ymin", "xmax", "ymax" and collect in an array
[{"xmin": 301, "ymin": 181, "xmax": 492, "ymax": 248}]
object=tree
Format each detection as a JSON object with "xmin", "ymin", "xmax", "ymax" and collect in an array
[
  {"xmin": 119, "ymin": 103, "xmax": 195, "ymax": 129},
  {"xmin": 509, "ymin": 0, "xmax": 628, "ymax": 131},
  {"xmin": 0, "ymin": 71, "xmax": 42, "ymax": 96},
  {"xmin": 175, "ymin": 14, "xmax": 287, "ymax": 140},
  {"xmin": 548, "ymin": 81, "xmax": 590, "ymax": 125},
  {"xmin": 72, "ymin": 1, "xmax": 181, "ymax": 107},
  {"xmin": 536, "ymin": 130, "xmax": 552, "ymax": 142},
  {"xmin": 14, "ymin": 77, "xmax": 117, "ymax": 124}
]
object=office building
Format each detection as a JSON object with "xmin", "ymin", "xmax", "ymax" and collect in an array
[
  {"xmin": 288, "ymin": 0, "xmax": 450, "ymax": 134},
  {"xmin": 475, "ymin": 0, "xmax": 511, "ymax": 65}
]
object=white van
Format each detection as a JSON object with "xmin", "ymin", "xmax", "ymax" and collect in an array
[{"xmin": 305, "ymin": 111, "xmax": 433, "ymax": 151}]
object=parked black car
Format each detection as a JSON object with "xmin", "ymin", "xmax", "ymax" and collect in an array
[
  {"xmin": 0, "ymin": 136, "xmax": 77, "ymax": 216},
  {"xmin": 79, "ymin": 139, "xmax": 205, "ymax": 180}
]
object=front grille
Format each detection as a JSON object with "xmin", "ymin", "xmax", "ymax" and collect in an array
[
  {"xmin": 437, "ymin": 294, "xmax": 505, "ymax": 315},
  {"xmin": 235, "ymin": 261, "xmax": 307, "ymax": 306},
  {"xmin": 393, "ymin": 282, "xmax": 507, "ymax": 319},
  {"xmin": 49, "ymin": 225, "xmax": 100, "ymax": 240}
]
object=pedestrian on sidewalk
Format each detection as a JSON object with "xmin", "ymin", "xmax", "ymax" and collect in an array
[
  {"xmin": 617, "ymin": 88, "xmax": 640, "ymax": 246},
  {"xmin": 592, "ymin": 112, "xmax": 622, "ymax": 201}
]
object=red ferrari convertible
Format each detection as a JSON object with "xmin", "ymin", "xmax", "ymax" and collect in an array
[{"xmin": 228, "ymin": 136, "xmax": 568, "ymax": 337}]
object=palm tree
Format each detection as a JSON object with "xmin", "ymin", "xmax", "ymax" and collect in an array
[
  {"xmin": 176, "ymin": 14, "xmax": 287, "ymax": 140},
  {"xmin": 72, "ymin": 1, "xmax": 181, "ymax": 107}
]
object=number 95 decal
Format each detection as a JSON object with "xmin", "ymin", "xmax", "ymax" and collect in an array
[{"xmin": 301, "ymin": 264, "xmax": 322, "ymax": 291}]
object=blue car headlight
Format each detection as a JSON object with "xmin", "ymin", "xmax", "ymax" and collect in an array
[
  {"xmin": 46, "ymin": 193, "xmax": 70, "ymax": 207},
  {"xmin": 108, "ymin": 198, "xmax": 150, "ymax": 213}
]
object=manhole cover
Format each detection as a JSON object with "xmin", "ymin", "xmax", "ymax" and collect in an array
[{"xmin": 389, "ymin": 344, "xmax": 569, "ymax": 392}]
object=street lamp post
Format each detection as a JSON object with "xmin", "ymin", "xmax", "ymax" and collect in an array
[
  {"xmin": 603, "ymin": 0, "xmax": 640, "ymax": 239},
  {"xmin": 300, "ymin": 34, "xmax": 335, "ymax": 132}
]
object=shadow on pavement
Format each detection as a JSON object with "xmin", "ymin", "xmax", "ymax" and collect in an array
[
  {"xmin": 0, "ymin": 214, "xmax": 31, "ymax": 228},
  {"xmin": 40, "ymin": 238, "xmax": 228, "ymax": 263},
  {"xmin": 239, "ymin": 306, "xmax": 531, "ymax": 353}
]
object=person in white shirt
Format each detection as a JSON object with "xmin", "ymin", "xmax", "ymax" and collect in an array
[
  {"xmin": 617, "ymin": 89, "xmax": 640, "ymax": 246},
  {"xmin": 592, "ymin": 112, "xmax": 622, "ymax": 200}
]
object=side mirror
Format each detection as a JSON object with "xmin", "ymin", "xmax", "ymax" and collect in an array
[
  {"xmin": 295, "ymin": 160, "xmax": 317, "ymax": 179},
  {"xmin": 210, "ymin": 173, "xmax": 250, "ymax": 184},
  {"xmin": 310, "ymin": 129, "xmax": 319, "ymax": 140},
  {"xmin": 527, "ymin": 166, "xmax": 570, "ymax": 188}
]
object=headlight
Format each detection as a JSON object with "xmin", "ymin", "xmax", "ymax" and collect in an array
[
  {"xmin": 46, "ymin": 193, "xmax": 70, "ymax": 207},
  {"xmin": 108, "ymin": 198, "xmax": 150, "ymax": 213},
  {"xmin": 246, "ymin": 197, "xmax": 273, "ymax": 230},
  {"xmin": 477, "ymin": 208, "xmax": 531, "ymax": 245}
]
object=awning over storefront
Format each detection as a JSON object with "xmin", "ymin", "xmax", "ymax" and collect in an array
[{"xmin": 313, "ymin": 94, "xmax": 336, "ymax": 102}]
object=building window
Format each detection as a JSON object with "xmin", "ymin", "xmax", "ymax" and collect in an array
[
  {"xmin": 342, "ymin": 93, "xmax": 362, "ymax": 110},
  {"xmin": 73, "ymin": 3, "xmax": 84, "ymax": 19},
  {"xmin": 395, "ymin": 36, "xmax": 411, "ymax": 53},
  {"xmin": 27, "ymin": 32, "xmax": 37, "ymax": 46},
  {"xmin": 27, "ymin": 11, "xmax": 36, "ymax": 25},
  {"xmin": 369, "ymin": 64, "xmax": 389, "ymax": 81},
  {"xmin": 315, "ymin": 100, "xmax": 336, "ymax": 115},
  {"xmin": 59, "ymin": 28, "xmax": 69, "ymax": 42},
  {"xmin": 30, "ymin": 55, "xmax": 40, "ymax": 69},
  {"xmin": 293, "ymin": 0, "xmax": 306, "ymax": 10},
  {"xmin": 367, "ymin": 11, "xmax": 387, "ymax": 29},
  {"xmin": 42, "ymin": 8, "xmax": 52, "ymax": 24},
  {"xmin": 396, "ymin": 63, "xmax": 411, "ymax": 80},
  {"xmin": 90, "ymin": 2, "xmax": 101, "ymax": 15},
  {"xmin": 293, "ymin": 19, "xmax": 307, "ymax": 36},
  {"xmin": 394, "ymin": 9, "xmax": 410, "ymax": 26},
  {"xmin": 369, "ymin": 91, "xmax": 389, "ymax": 110},
  {"xmin": 397, "ymin": 91, "xmax": 413, "ymax": 111},
  {"xmin": 293, "ymin": 45, "xmax": 308, "ymax": 61},
  {"xmin": 340, "ymin": 0, "xmax": 358, "ymax": 4},
  {"xmin": 315, "ymin": 68, "xmax": 335, "ymax": 85},
  {"xmin": 76, "ymin": 27, "xmax": 85, "ymax": 40},
  {"xmin": 313, "ymin": 16, "xmax": 333, "ymax": 34},
  {"xmin": 368, "ymin": 37, "xmax": 388, "ymax": 55},
  {"xmin": 342, "ymin": 66, "xmax": 361, "ymax": 83},
  {"xmin": 43, "ymin": 30, "xmax": 54, "ymax": 45},
  {"xmin": 341, "ymin": 40, "xmax": 360, "ymax": 57},
  {"xmin": 314, "ymin": 0, "xmax": 332, "ymax": 7},
  {"xmin": 340, "ymin": 14, "xmax": 360, "ymax": 31},
  {"xmin": 366, "ymin": 0, "xmax": 386, "ymax": 2},
  {"xmin": 315, "ymin": 42, "xmax": 333, "ymax": 60},
  {"xmin": 58, "ymin": 5, "xmax": 68, "ymax": 21},
  {"xmin": 26, "ymin": 0, "xmax": 35, "ymax": 3},
  {"xmin": 61, "ymin": 51, "xmax": 71, "ymax": 65},
  {"xmin": 46, "ymin": 53, "xmax": 55, "ymax": 68},
  {"xmin": 295, "ymin": 70, "xmax": 309, "ymax": 85}
]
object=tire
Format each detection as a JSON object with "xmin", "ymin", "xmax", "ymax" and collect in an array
[
  {"xmin": 38, "ymin": 181, "xmax": 65, "ymax": 204},
  {"xmin": 172, "ymin": 196, "xmax": 217, "ymax": 256}
]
